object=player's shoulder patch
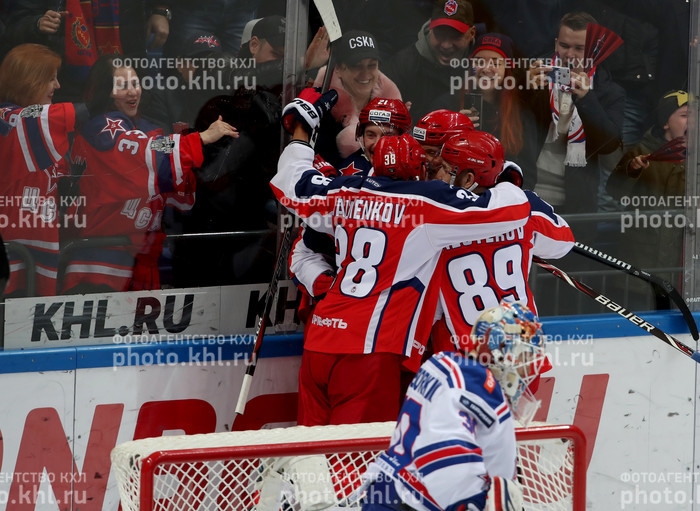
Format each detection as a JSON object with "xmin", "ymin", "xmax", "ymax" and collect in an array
[
  {"xmin": 484, "ymin": 368, "xmax": 496, "ymax": 393},
  {"xmin": 20, "ymin": 104, "xmax": 43, "ymax": 118},
  {"xmin": 149, "ymin": 136, "xmax": 176, "ymax": 153}
]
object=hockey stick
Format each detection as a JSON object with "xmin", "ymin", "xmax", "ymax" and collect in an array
[
  {"xmin": 234, "ymin": 224, "xmax": 295, "ymax": 417},
  {"xmin": 533, "ymin": 256, "xmax": 700, "ymax": 362},
  {"xmin": 313, "ymin": 0, "xmax": 342, "ymax": 91},
  {"xmin": 234, "ymin": 0, "xmax": 342, "ymax": 419},
  {"xmin": 571, "ymin": 242, "xmax": 698, "ymax": 340}
]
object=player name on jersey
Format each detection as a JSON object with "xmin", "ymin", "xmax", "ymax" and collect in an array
[
  {"xmin": 334, "ymin": 197, "xmax": 407, "ymax": 225},
  {"xmin": 446, "ymin": 226, "xmax": 525, "ymax": 250},
  {"xmin": 409, "ymin": 367, "xmax": 442, "ymax": 401}
]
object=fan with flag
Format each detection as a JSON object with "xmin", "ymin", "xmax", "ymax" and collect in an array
[{"xmin": 646, "ymin": 136, "xmax": 687, "ymax": 163}]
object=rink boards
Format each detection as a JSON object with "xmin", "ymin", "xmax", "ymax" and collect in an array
[{"xmin": 0, "ymin": 284, "xmax": 698, "ymax": 510}]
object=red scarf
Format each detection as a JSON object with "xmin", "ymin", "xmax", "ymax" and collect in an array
[{"xmin": 63, "ymin": 0, "xmax": 121, "ymax": 67}]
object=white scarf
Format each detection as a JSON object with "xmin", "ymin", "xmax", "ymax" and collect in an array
[{"xmin": 546, "ymin": 84, "xmax": 587, "ymax": 167}]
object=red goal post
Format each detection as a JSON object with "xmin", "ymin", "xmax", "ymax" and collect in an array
[{"xmin": 111, "ymin": 421, "xmax": 586, "ymax": 511}]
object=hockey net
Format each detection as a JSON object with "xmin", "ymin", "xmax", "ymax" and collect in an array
[{"xmin": 111, "ymin": 421, "xmax": 586, "ymax": 511}]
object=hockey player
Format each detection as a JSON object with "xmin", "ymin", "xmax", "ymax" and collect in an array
[
  {"xmin": 424, "ymin": 130, "xmax": 574, "ymax": 352},
  {"xmin": 0, "ymin": 43, "xmax": 84, "ymax": 296},
  {"xmin": 412, "ymin": 108, "xmax": 474, "ymax": 179},
  {"xmin": 272, "ymin": 87, "xmax": 532, "ymax": 426},
  {"xmin": 289, "ymin": 97, "xmax": 411, "ymax": 323},
  {"xmin": 361, "ymin": 301, "xmax": 546, "ymax": 511},
  {"xmin": 337, "ymin": 97, "xmax": 412, "ymax": 176},
  {"xmin": 60, "ymin": 56, "xmax": 238, "ymax": 293}
]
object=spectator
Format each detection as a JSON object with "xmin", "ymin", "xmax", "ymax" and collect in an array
[
  {"xmin": 362, "ymin": 302, "xmax": 548, "ymax": 511},
  {"xmin": 0, "ymin": 43, "xmax": 82, "ymax": 296},
  {"xmin": 157, "ymin": 0, "xmax": 257, "ymax": 56},
  {"xmin": 382, "ymin": 0, "xmax": 478, "ymax": 122},
  {"xmin": 529, "ymin": 11, "xmax": 625, "ymax": 218},
  {"xmin": 274, "ymin": 88, "xmax": 532, "ymax": 426},
  {"xmin": 234, "ymin": 15, "xmax": 329, "ymax": 96},
  {"xmin": 313, "ymin": 29, "xmax": 401, "ymax": 164},
  {"xmin": 61, "ymin": 56, "xmax": 237, "ymax": 293},
  {"xmin": 140, "ymin": 33, "xmax": 229, "ymax": 134},
  {"xmin": 2, "ymin": 1, "xmax": 154, "ymax": 102},
  {"xmin": 171, "ymin": 89, "xmax": 283, "ymax": 288},
  {"xmin": 433, "ymin": 32, "xmax": 540, "ymax": 187},
  {"xmin": 606, "ymin": 90, "xmax": 688, "ymax": 310}
]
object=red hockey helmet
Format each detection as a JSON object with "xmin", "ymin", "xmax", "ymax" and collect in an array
[
  {"xmin": 356, "ymin": 98, "xmax": 412, "ymax": 139},
  {"xmin": 440, "ymin": 131, "xmax": 506, "ymax": 189},
  {"xmin": 412, "ymin": 109, "xmax": 475, "ymax": 146},
  {"xmin": 373, "ymin": 134, "xmax": 427, "ymax": 181}
]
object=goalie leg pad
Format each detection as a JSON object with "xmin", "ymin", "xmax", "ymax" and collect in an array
[
  {"xmin": 287, "ymin": 455, "xmax": 339, "ymax": 511},
  {"xmin": 484, "ymin": 477, "xmax": 523, "ymax": 511}
]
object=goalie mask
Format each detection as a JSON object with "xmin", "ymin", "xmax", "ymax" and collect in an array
[
  {"xmin": 471, "ymin": 301, "xmax": 548, "ymax": 425},
  {"xmin": 373, "ymin": 134, "xmax": 427, "ymax": 181}
]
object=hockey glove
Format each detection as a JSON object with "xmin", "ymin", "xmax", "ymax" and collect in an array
[
  {"xmin": 312, "ymin": 270, "xmax": 335, "ymax": 298},
  {"xmin": 496, "ymin": 160, "xmax": 524, "ymax": 188},
  {"xmin": 312, "ymin": 154, "xmax": 338, "ymax": 178},
  {"xmin": 282, "ymin": 88, "xmax": 338, "ymax": 137}
]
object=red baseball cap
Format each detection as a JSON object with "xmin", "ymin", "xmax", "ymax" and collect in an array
[{"xmin": 429, "ymin": 0, "xmax": 474, "ymax": 34}]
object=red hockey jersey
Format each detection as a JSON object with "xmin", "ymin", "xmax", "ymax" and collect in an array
[
  {"xmin": 271, "ymin": 141, "xmax": 531, "ymax": 357},
  {"xmin": 424, "ymin": 190, "xmax": 574, "ymax": 352},
  {"xmin": 0, "ymin": 102, "xmax": 76, "ymax": 296},
  {"xmin": 61, "ymin": 113, "xmax": 201, "ymax": 292}
]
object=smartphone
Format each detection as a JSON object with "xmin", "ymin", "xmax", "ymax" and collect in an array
[
  {"xmin": 462, "ymin": 92, "xmax": 483, "ymax": 115},
  {"xmin": 546, "ymin": 66, "xmax": 571, "ymax": 86}
]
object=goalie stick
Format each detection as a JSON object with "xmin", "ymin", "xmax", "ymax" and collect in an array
[
  {"xmin": 234, "ymin": 0, "xmax": 342, "ymax": 419},
  {"xmin": 571, "ymin": 242, "xmax": 698, "ymax": 340},
  {"xmin": 533, "ymin": 256, "xmax": 700, "ymax": 363}
]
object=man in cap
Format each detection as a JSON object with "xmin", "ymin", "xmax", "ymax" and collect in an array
[
  {"xmin": 382, "ymin": 0, "xmax": 479, "ymax": 121},
  {"xmin": 141, "ymin": 32, "xmax": 226, "ymax": 132},
  {"xmin": 312, "ymin": 29, "xmax": 402, "ymax": 166}
]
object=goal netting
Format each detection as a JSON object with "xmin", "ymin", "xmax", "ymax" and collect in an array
[{"xmin": 111, "ymin": 421, "xmax": 586, "ymax": 511}]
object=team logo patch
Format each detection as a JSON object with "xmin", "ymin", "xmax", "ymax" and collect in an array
[
  {"xmin": 71, "ymin": 16, "xmax": 92, "ymax": 50},
  {"xmin": 20, "ymin": 105, "xmax": 43, "ymax": 118},
  {"xmin": 484, "ymin": 368, "xmax": 496, "ymax": 393},
  {"xmin": 150, "ymin": 137, "xmax": 176, "ymax": 153},
  {"xmin": 368, "ymin": 109, "xmax": 391, "ymax": 124},
  {"xmin": 193, "ymin": 35, "xmax": 220, "ymax": 49},
  {"xmin": 444, "ymin": 0, "xmax": 458, "ymax": 16},
  {"xmin": 482, "ymin": 35, "xmax": 502, "ymax": 48},
  {"xmin": 100, "ymin": 117, "xmax": 126, "ymax": 139}
]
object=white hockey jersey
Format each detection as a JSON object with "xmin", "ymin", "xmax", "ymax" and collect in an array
[
  {"xmin": 366, "ymin": 351, "xmax": 517, "ymax": 511},
  {"xmin": 270, "ymin": 141, "xmax": 531, "ymax": 357}
]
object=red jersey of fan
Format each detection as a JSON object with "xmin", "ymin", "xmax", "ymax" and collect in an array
[
  {"xmin": 425, "ymin": 190, "xmax": 574, "ymax": 352},
  {"xmin": 270, "ymin": 141, "xmax": 532, "ymax": 358},
  {"xmin": 0, "ymin": 102, "xmax": 76, "ymax": 296},
  {"xmin": 61, "ymin": 112, "xmax": 201, "ymax": 292}
]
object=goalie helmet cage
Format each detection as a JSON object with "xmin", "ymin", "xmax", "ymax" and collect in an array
[{"xmin": 111, "ymin": 421, "xmax": 586, "ymax": 511}]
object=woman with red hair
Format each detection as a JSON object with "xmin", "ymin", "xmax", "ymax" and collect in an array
[
  {"xmin": 464, "ymin": 33, "xmax": 539, "ymax": 188},
  {"xmin": 0, "ymin": 43, "xmax": 80, "ymax": 296}
]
